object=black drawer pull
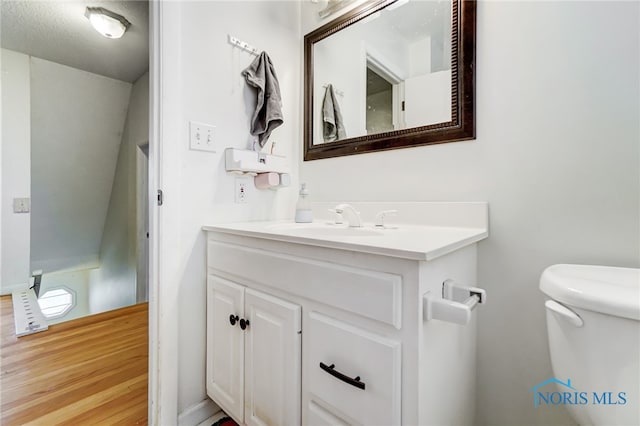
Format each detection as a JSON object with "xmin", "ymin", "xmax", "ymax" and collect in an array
[
  {"xmin": 229, "ymin": 314, "xmax": 239, "ymax": 326},
  {"xmin": 319, "ymin": 362, "xmax": 365, "ymax": 390}
]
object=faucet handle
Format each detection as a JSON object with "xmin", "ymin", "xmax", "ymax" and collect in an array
[
  {"xmin": 327, "ymin": 209, "xmax": 344, "ymax": 225},
  {"xmin": 374, "ymin": 210, "xmax": 398, "ymax": 228}
]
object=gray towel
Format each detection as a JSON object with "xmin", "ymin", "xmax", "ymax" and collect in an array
[
  {"xmin": 242, "ymin": 51, "xmax": 283, "ymax": 147},
  {"xmin": 322, "ymin": 84, "xmax": 346, "ymax": 142}
]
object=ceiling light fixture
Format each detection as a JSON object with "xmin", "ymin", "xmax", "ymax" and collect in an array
[{"xmin": 84, "ymin": 7, "xmax": 131, "ymax": 39}]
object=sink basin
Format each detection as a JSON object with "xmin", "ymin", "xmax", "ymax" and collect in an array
[{"xmin": 266, "ymin": 222, "xmax": 383, "ymax": 237}]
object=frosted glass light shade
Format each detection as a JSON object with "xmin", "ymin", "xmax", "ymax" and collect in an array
[{"xmin": 85, "ymin": 7, "xmax": 130, "ymax": 39}]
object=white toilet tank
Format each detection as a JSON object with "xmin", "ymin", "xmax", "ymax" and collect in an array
[{"xmin": 540, "ymin": 264, "xmax": 639, "ymax": 426}]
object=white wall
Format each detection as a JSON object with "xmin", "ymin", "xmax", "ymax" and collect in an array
[
  {"xmin": 90, "ymin": 72, "xmax": 149, "ymax": 314},
  {"xmin": 300, "ymin": 1, "xmax": 639, "ymax": 425},
  {"xmin": 1, "ymin": 49, "xmax": 31, "ymax": 293},
  {"xmin": 30, "ymin": 57, "xmax": 131, "ymax": 273},
  {"xmin": 163, "ymin": 1, "xmax": 302, "ymax": 417}
]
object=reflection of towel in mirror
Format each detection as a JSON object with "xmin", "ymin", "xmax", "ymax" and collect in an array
[
  {"xmin": 322, "ymin": 84, "xmax": 346, "ymax": 142},
  {"xmin": 242, "ymin": 51, "xmax": 283, "ymax": 147}
]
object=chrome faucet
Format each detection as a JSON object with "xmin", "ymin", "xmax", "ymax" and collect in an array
[
  {"xmin": 374, "ymin": 210, "xmax": 398, "ymax": 228},
  {"xmin": 334, "ymin": 204, "xmax": 363, "ymax": 227}
]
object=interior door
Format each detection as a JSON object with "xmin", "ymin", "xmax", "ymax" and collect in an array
[
  {"xmin": 244, "ymin": 288, "xmax": 301, "ymax": 426},
  {"xmin": 404, "ymin": 69, "xmax": 452, "ymax": 128},
  {"xmin": 207, "ymin": 276, "xmax": 245, "ymax": 423}
]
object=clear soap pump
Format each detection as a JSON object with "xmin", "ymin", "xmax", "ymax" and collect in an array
[{"xmin": 294, "ymin": 183, "xmax": 313, "ymax": 223}]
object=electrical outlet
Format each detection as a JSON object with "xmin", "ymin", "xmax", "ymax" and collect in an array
[
  {"xmin": 235, "ymin": 178, "xmax": 248, "ymax": 204},
  {"xmin": 189, "ymin": 121, "xmax": 216, "ymax": 152},
  {"xmin": 13, "ymin": 198, "xmax": 30, "ymax": 213}
]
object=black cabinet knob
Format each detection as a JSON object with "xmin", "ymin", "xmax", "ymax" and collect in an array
[
  {"xmin": 229, "ymin": 314, "xmax": 239, "ymax": 326},
  {"xmin": 239, "ymin": 318, "xmax": 250, "ymax": 330}
]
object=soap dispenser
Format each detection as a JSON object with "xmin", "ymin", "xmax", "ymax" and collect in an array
[{"xmin": 294, "ymin": 183, "xmax": 313, "ymax": 223}]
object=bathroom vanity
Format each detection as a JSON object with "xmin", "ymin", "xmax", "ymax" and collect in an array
[{"xmin": 204, "ymin": 202, "xmax": 488, "ymax": 426}]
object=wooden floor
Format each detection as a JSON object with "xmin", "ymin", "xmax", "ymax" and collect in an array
[{"xmin": 0, "ymin": 296, "xmax": 148, "ymax": 425}]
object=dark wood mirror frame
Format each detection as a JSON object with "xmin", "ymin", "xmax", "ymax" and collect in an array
[{"xmin": 304, "ymin": 0, "xmax": 476, "ymax": 161}]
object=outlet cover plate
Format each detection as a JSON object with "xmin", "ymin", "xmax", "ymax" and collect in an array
[
  {"xmin": 13, "ymin": 198, "xmax": 30, "ymax": 213},
  {"xmin": 190, "ymin": 121, "xmax": 216, "ymax": 152},
  {"xmin": 235, "ymin": 178, "xmax": 249, "ymax": 204}
]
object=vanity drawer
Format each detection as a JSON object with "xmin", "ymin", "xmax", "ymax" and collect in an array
[
  {"xmin": 307, "ymin": 311, "xmax": 401, "ymax": 425},
  {"xmin": 208, "ymin": 239, "xmax": 402, "ymax": 328}
]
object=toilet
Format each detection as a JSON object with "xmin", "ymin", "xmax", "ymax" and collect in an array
[{"xmin": 540, "ymin": 264, "xmax": 639, "ymax": 426}]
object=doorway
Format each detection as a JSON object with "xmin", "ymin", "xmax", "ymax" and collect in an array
[
  {"xmin": 1, "ymin": 0, "xmax": 153, "ymax": 422},
  {"xmin": 1, "ymin": 0, "xmax": 150, "ymax": 325}
]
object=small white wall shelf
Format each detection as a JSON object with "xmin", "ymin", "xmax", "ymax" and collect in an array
[{"xmin": 225, "ymin": 148, "xmax": 288, "ymax": 174}]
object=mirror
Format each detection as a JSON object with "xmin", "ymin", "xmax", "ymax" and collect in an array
[{"xmin": 304, "ymin": 0, "xmax": 476, "ymax": 160}]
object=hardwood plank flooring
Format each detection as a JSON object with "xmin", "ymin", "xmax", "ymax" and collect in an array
[{"xmin": 0, "ymin": 296, "xmax": 148, "ymax": 425}]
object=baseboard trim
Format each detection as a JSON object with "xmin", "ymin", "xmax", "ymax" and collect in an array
[
  {"xmin": 178, "ymin": 399, "xmax": 221, "ymax": 426},
  {"xmin": 30, "ymin": 255, "xmax": 100, "ymax": 274}
]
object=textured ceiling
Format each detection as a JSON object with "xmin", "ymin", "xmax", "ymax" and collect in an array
[{"xmin": 1, "ymin": 0, "xmax": 148, "ymax": 83}]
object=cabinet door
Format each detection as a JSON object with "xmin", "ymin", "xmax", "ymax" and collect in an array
[
  {"xmin": 244, "ymin": 288, "xmax": 301, "ymax": 426},
  {"xmin": 206, "ymin": 276, "xmax": 245, "ymax": 423}
]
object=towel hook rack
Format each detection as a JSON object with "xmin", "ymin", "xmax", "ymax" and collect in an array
[
  {"xmin": 322, "ymin": 84, "xmax": 344, "ymax": 97},
  {"xmin": 228, "ymin": 34, "xmax": 260, "ymax": 56}
]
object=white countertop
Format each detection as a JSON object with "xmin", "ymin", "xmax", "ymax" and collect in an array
[{"xmin": 203, "ymin": 220, "xmax": 488, "ymax": 261}]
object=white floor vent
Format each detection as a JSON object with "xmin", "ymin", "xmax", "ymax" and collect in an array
[{"xmin": 12, "ymin": 288, "xmax": 49, "ymax": 337}]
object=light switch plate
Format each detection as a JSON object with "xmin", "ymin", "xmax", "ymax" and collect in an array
[
  {"xmin": 13, "ymin": 198, "xmax": 30, "ymax": 213},
  {"xmin": 190, "ymin": 121, "xmax": 216, "ymax": 152}
]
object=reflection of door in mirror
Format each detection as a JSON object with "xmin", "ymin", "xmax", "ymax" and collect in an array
[
  {"xmin": 1, "ymin": 0, "xmax": 149, "ymax": 325},
  {"xmin": 366, "ymin": 67, "xmax": 394, "ymax": 134},
  {"xmin": 366, "ymin": 55, "xmax": 405, "ymax": 134},
  {"xmin": 404, "ymin": 69, "xmax": 452, "ymax": 127}
]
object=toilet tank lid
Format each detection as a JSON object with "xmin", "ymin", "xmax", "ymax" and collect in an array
[{"xmin": 540, "ymin": 264, "xmax": 640, "ymax": 321}]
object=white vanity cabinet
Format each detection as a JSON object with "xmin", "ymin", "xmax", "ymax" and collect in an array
[
  {"xmin": 206, "ymin": 275, "xmax": 302, "ymax": 426},
  {"xmin": 205, "ymin": 203, "xmax": 488, "ymax": 426}
]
